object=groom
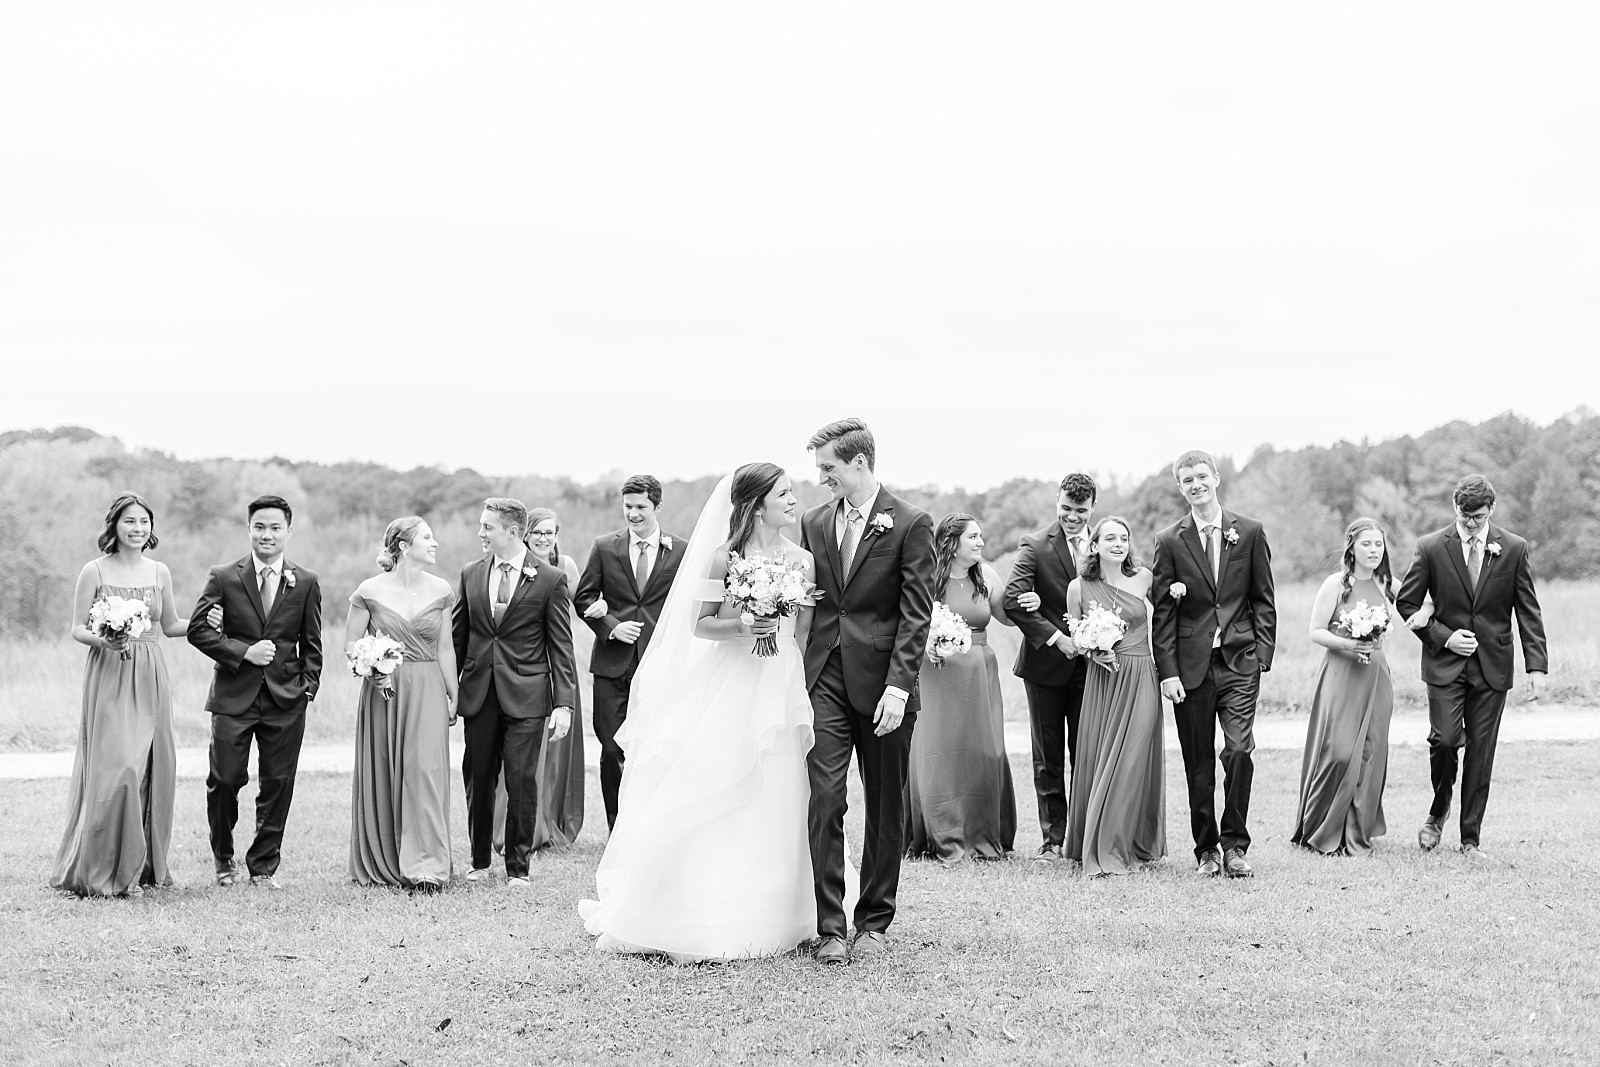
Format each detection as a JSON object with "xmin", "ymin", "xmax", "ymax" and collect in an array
[
  {"xmin": 801, "ymin": 418, "xmax": 935, "ymax": 964},
  {"xmin": 1397, "ymin": 474, "xmax": 1546, "ymax": 859},
  {"xmin": 1151, "ymin": 450, "xmax": 1276, "ymax": 879}
]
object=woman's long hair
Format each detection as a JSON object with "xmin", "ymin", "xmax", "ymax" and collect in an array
[
  {"xmin": 726, "ymin": 463, "xmax": 786, "ymax": 555},
  {"xmin": 1340, "ymin": 517, "xmax": 1396, "ymax": 602},
  {"xmin": 932, "ymin": 513, "xmax": 988, "ymax": 602},
  {"xmin": 376, "ymin": 516, "xmax": 425, "ymax": 572},
  {"xmin": 527, "ymin": 507, "xmax": 562, "ymax": 566},
  {"xmin": 97, "ymin": 492, "xmax": 159, "ymax": 555},
  {"xmin": 1078, "ymin": 516, "xmax": 1141, "ymax": 580}
]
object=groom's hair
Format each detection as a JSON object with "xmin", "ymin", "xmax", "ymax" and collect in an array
[
  {"xmin": 1170, "ymin": 450, "xmax": 1217, "ymax": 481},
  {"xmin": 808, "ymin": 418, "xmax": 875, "ymax": 471},
  {"xmin": 1059, "ymin": 473, "xmax": 1097, "ymax": 504},
  {"xmin": 247, "ymin": 495, "xmax": 293, "ymax": 525},
  {"xmin": 482, "ymin": 497, "xmax": 529, "ymax": 537},
  {"xmin": 620, "ymin": 474, "xmax": 663, "ymax": 507},
  {"xmin": 1453, "ymin": 475, "xmax": 1496, "ymax": 513}
]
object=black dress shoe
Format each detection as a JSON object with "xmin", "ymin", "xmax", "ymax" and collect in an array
[
  {"xmin": 215, "ymin": 864, "xmax": 241, "ymax": 887},
  {"xmin": 1418, "ymin": 818, "xmax": 1442, "ymax": 852},
  {"xmin": 1033, "ymin": 844, "xmax": 1065, "ymax": 864},
  {"xmin": 1196, "ymin": 850, "xmax": 1222, "ymax": 877},
  {"xmin": 851, "ymin": 931, "xmax": 889, "ymax": 958},
  {"xmin": 1223, "ymin": 848, "xmax": 1254, "ymax": 878},
  {"xmin": 815, "ymin": 937, "xmax": 849, "ymax": 965}
]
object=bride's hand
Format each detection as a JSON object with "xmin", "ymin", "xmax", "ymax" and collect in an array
[
  {"xmin": 743, "ymin": 615, "xmax": 779, "ymax": 637},
  {"xmin": 583, "ymin": 597, "xmax": 608, "ymax": 620},
  {"xmin": 1405, "ymin": 594, "xmax": 1434, "ymax": 631}
]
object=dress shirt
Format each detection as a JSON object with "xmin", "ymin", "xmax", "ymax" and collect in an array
[
  {"xmin": 1047, "ymin": 527, "xmax": 1090, "ymax": 651},
  {"xmin": 253, "ymin": 555, "xmax": 284, "ymax": 607},
  {"xmin": 629, "ymin": 526, "xmax": 662, "ymax": 584},
  {"xmin": 1192, "ymin": 507, "xmax": 1225, "ymax": 649},
  {"xmin": 1457, "ymin": 523, "xmax": 1486, "ymax": 566},
  {"xmin": 489, "ymin": 547, "xmax": 529, "ymax": 603},
  {"xmin": 833, "ymin": 494, "xmax": 908, "ymax": 704}
]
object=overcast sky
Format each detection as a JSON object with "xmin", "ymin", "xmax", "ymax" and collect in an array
[{"xmin": 2, "ymin": 3, "xmax": 1596, "ymax": 489}]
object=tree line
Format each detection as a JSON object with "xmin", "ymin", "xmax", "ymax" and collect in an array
[{"xmin": 2, "ymin": 409, "xmax": 1595, "ymax": 638}]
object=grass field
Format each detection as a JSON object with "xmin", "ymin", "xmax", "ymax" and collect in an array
[
  {"xmin": 2, "ymin": 579, "xmax": 1593, "ymax": 754},
  {"xmin": 4, "ymin": 738, "xmax": 1598, "ymax": 1066}
]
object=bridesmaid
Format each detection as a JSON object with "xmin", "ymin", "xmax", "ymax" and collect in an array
[
  {"xmin": 906, "ymin": 514, "xmax": 1018, "ymax": 864},
  {"xmin": 346, "ymin": 517, "xmax": 457, "ymax": 891},
  {"xmin": 1064, "ymin": 516, "xmax": 1166, "ymax": 876},
  {"xmin": 494, "ymin": 508, "xmax": 587, "ymax": 851},
  {"xmin": 51, "ymin": 492, "xmax": 189, "ymax": 898},
  {"xmin": 1292, "ymin": 517, "xmax": 1397, "ymax": 856}
]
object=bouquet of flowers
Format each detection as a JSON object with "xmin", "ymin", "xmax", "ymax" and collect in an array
[
  {"xmin": 1334, "ymin": 599, "xmax": 1391, "ymax": 664},
  {"xmin": 347, "ymin": 632, "xmax": 405, "ymax": 698},
  {"xmin": 927, "ymin": 601, "xmax": 973, "ymax": 667},
  {"xmin": 88, "ymin": 595, "xmax": 152, "ymax": 660},
  {"xmin": 724, "ymin": 552, "xmax": 820, "ymax": 657},
  {"xmin": 1066, "ymin": 600, "xmax": 1128, "ymax": 672}
]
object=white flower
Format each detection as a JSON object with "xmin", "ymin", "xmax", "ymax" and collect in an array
[
  {"xmin": 522, "ymin": 565, "xmax": 539, "ymax": 581},
  {"xmin": 1066, "ymin": 600, "xmax": 1128, "ymax": 671},
  {"xmin": 928, "ymin": 601, "xmax": 973, "ymax": 666},
  {"xmin": 661, "ymin": 535, "xmax": 673, "ymax": 551},
  {"xmin": 1486, "ymin": 541, "xmax": 1502, "ymax": 556},
  {"xmin": 869, "ymin": 512, "xmax": 894, "ymax": 534},
  {"xmin": 1169, "ymin": 582, "xmax": 1188, "ymax": 600},
  {"xmin": 1224, "ymin": 527, "xmax": 1239, "ymax": 545},
  {"xmin": 281, "ymin": 567, "xmax": 297, "ymax": 589}
]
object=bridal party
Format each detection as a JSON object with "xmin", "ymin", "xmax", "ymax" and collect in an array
[{"xmin": 48, "ymin": 418, "xmax": 1549, "ymax": 965}]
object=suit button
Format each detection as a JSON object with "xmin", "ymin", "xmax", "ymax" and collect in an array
[{"xmin": 840, "ymin": 609, "xmax": 847, "ymax": 615}]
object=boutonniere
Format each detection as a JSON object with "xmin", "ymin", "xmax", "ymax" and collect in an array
[
  {"xmin": 1486, "ymin": 541, "xmax": 1502, "ymax": 557},
  {"xmin": 868, "ymin": 512, "xmax": 894, "ymax": 536},
  {"xmin": 660, "ymin": 535, "xmax": 673, "ymax": 552},
  {"xmin": 1224, "ymin": 527, "xmax": 1239, "ymax": 546},
  {"xmin": 1169, "ymin": 582, "xmax": 1187, "ymax": 600},
  {"xmin": 522, "ymin": 564, "xmax": 539, "ymax": 581},
  {"xmin": 281, "ymin": 567, "xmax": 297, "ymax": 590}
]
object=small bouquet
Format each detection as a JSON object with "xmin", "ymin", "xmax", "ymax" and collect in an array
[
  {"xmin": 927, "ymin": 602, "xmax": 973, "ymax": 667},
  {"xmin": 89, "ymin": 595, "xmax": 152, "ymax": 660},
  {"xmin": 724, "ymin": 552, "xmax": 820, "ymax": 657},
  {"xmin": 1334, "ymin": 599, "xmax": 1391, "ymax": 664},
  {"xmin": 1067, "ymin": 600, "xmax": 1128, "ymax": 672},
  {"xmin": 347, "ymin": 632, "xmax": 405, "ymax": 698}
]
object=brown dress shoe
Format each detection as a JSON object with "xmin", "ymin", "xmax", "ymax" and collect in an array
[
  {"xmin": 851, "ymin": 931, "xmax": 889, "ymax": 958},
  {"xmin": 1418, "ymin": 819, "xmax": 1442, "ymax": 852},
  {"xmin": 815, "ymin": 937, "xmax": 849, "ymax": 965},
  {"xmin": 1196, "ymin": 849, "xmax": 1223, "ymax": 877},
  {"xmin": 1223, "ymin": 848, "xmax": 1254, "ymax": 878},
  {"xmin": 1461, "ymin": 843, "xmax": 1491, "ymax": 863}
]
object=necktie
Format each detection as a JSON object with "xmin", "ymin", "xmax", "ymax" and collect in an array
[
  {"xmin": 259, "ymin": 567, "xmax": 276, "ymax": 614},
  {"xmin": 1468, "ymin": 536, "xmax": 1483, "ymax": 586},
  {"xmin": 1205, "ymin": 525, "xmax": 1220, "ymax": 582},
  {"xmin": 841, "ymin": 508, "xmax": 863, "ymax": 577},
  {"xmin": 494, "ymin": 562, "xmax": 512, "ymax": 621},
  {"xmin": 634, "ymin": 541, "xmax": 650, "ymax": 590}
]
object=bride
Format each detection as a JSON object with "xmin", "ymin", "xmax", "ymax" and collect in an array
[{"xmin": 579, "ymin": 463, "xmax": 832, "ymax": 961}]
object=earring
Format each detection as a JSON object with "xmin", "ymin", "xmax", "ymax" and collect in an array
[{"xmin": 757, "ymin": 512, "xmax": 765, "ymax": 525}]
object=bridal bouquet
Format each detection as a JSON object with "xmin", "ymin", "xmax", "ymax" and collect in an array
[
  {"xmin": 347, "ymin": 633, "xmax": 405, "ymax": 697},
  {"xmin": 89, "ymin": 595, "xmax": 151, "ymax": 660},
  {"xmin": 1334, "ymin": 599, "xmax": 1390, "ymax": 665},
  {"xmin": 1067, "ymin": 600, "xmax": 1128, "ymax": 672},
  {"xmin": 724, "ymin": 552, "xmax": 820, "ymax": 657},
  {"xmin": 927, "ymin": 601, "xmax": 972, "ymax": 667}
]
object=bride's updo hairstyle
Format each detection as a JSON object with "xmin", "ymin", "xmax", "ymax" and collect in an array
[
  {"xmin": 1339, "ymin": 517, "xmax": 1397, "ymax": 603},
  {"xmin": 1079, "ymin": 516, "xmax": 1142, "ymax": 580},
  {"xmin": 726, "ymin": 462, "xmax": 786, "ymax": 555},
  {"xmin": 377, "ymin": 516, "xmax": 426, "ymax": 572}
]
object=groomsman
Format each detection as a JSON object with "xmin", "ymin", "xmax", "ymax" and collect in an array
[
  {"xmin": 1004, "ymin": 473, "xmax": 1096, "ymax": 862},
  {"xmin": 1151, "ymin": 451, "xmax": 1276, "ymax": 879},
  {"xmin": 1397, "ymin": 475, "xmax": 1547, "ymax": 859},
  {"xmin": 187, "ymin": 495, "xmax": 323, "ymax": 889},
  {"xmin": 575, "ymin": 474, "xmax": 685, "ymax": 829},
  {"xmin": 452, "ymin": 497, "xmax": 576, "ymax": 887}
]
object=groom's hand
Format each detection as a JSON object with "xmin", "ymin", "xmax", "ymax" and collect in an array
[
  {"xmin": 1527, "ymin": 672, "xmax": 1545, "ymax": 702},
  {"xmin": 549, "ymin": 706, "xmax": 573, "ymax": 739},
  {"xmin": 1445, "ymin": 629, "xmax": 1478, "ymax": 656},
  {"xmin": 1160, "ymin": 678, "xmax": 1186, "ymax": 703},
  {"xmin": 873, "ymin": 691, "xmax": 906, "ymax": 736},
  {"xmin": 244, "ymin": 640, "xmax": 276, "ymax": 666},
  {"xmin": 610, "ymin": 620, "xmax": 644, "ymax": 644}
]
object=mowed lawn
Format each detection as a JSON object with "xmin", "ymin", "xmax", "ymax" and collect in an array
[{"xmin": 3, "ymin": 739, "xmax": 1597, "ymax": 1067}]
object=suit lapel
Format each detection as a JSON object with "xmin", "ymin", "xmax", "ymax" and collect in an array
[
  {"xmin": 618, "ymin": 532, "xmax": 645, "ymax": 598},
  {"xmin": 642, "ymin": 534, "xmax": 672, "ymax": 595},
  {"xmin": 1178, "ymin": 516, "xmax": 1215, "ymax": 594},
  {"xmin": 1472, "ymin": 525, "xmax": 1499, "ymax": 603},
  {"xmin": 819, "ymin": 506, "xmax": 844, "ymax": 592},
  {"xmin": 237, "ymin": 558, "xmax": 267, "ymax": 624},
  {"xmin": 1215, "ymin": 511, "xmax": 1238, "ymax": 589},
  {"xmin": 1049, "ymin": 525, "xmax": 1076, "ymax": 579},
  {"xmin": 470, "ymin": 557, "xmax": 495, "ymax": 631},
  {"xmin": 505, "ymin": 562, "xmax": 540, "ymax": 622},
  {"xmin": 1443, "ymin": 528, "xmax": 1475, "ymax": 601},
  {"xmin": 843, "ymin": 488, "xmax": 892, "ymax": 590}
]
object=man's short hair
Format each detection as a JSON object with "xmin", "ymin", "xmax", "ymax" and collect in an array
[
  {"xmin": 482, "ymin": 497, "xmax": 529, "ymax": 536},
  {"xmin": 1058, "ymin": 473, "xmax": 1098, "ymax": 504},
  {"xmin": 808, "ymin": 418, "xmax": 876, "ymax": 471},
  {"xmin": 247, "ymin": 495, "xmax": 293, "ymax": 525},
  {"xmin": 621, "ymin": 474, "xmax": 663, "ymax": 507},
  {"xmin": 1171, "ymin": 450, "xmax": 1218, "ymax": 481},
  {"xmin": 1453, "ymin": 475, "xmax": 1497, "ymax": 513}
]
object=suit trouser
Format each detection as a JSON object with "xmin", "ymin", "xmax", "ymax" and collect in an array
[
  {"xmin": 807, "ymin": 650, "xmax": 914, "ymax": 940},
  {"xmin": 1172, "ymin": 649, "xmax": 1258, "ymax": 858},
  {"xmin": 591, "ymin": 668, "xmax": 637, "ymax": 829},
  {"xmin": 1023, "ymin": 677, "xmax": 1084, "ymax": 848},
  {"xmin": 207, "ymin": 686, "xmax": 306, "ymax": 877},
  {"xmin": 1426, "ymin": 656, "xmax": 1507, "ymax": 847},
  {"xmin": 462, "ymin": 681, "xmax": 545, "ymax": 877}
]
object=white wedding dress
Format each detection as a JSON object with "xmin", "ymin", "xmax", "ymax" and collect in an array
[{"xmin": 578, "ymin": 476, "xmax": 852, "ymax": 962}]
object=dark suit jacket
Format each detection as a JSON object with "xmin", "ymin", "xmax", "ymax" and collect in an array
[
  {"xmin": 573, "ymin": 529, "xmax": 684, "ymax": 679},
  {"xmin": 452, "ymin": 556, "xmax": 578, "ymax": 718},
  {"xmin": 1151, "ymin": 509, "xmax": 1277, "ymax": 689},
  {"xmin": 1004, "ymin": 523, "xmax": 1089, "ymax": 688},
  {"xmin": 187, "ymin": 556, "xmax": 323, "ymax": 716},
  {"xmin": 1396, "ymin": 523, "xmax": 1547, "ymax": 692},
  {"xmin": 800, "ymin": 487, "xmax": 936, "ymax": 716}
]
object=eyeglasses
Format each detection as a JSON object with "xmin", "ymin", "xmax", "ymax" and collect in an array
[
  {"xmin": 1455, "ymin": 509, "xmax": 1490, "ymax": 526},
  {"xmin": 529, "ymin": 530, "xmax": 558, "ymax": 539}
]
